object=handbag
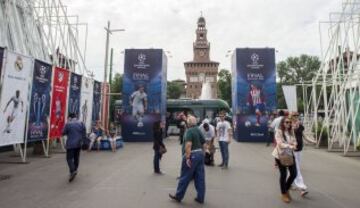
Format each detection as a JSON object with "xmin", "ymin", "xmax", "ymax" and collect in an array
[
  {"xmin": 277, "ymin": 146, "xmax": 294, "ymax": 166},
  {"xmin": 277, "ymin": 131, "xmax": 294, "ymax": 166},
  {"xmin": 159, "ymin": 145, "xmax": 167, "ymax": 154}
]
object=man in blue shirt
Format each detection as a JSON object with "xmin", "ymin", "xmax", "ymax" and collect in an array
[{"xmin": 62, "ymin": 113, "xmax": 86, "ymax": 182}]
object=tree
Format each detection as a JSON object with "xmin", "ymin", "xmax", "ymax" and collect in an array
[
  {"xmin": 276, "ymin": 54, "xmax": 321, "ymax": 112},
  {"xmin": 217, "ymin": 69, "xmax": 232, "ymax": 106},
  {"xmin": 109, "ymin": 73, "xmax": 122, "ymax": 122},
  {"xmin": 167, "ymin": 81, "xmax": 183, "ymax": 99}
]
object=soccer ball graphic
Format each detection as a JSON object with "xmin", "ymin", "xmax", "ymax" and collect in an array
[{"xmin": 245, "ymin": 121, "xmax": 251, "ymax": 127}]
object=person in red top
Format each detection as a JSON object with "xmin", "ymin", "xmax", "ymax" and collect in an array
[{"xmin": 247, "ymin": 84, "xmax": 266, "ymax": 126}]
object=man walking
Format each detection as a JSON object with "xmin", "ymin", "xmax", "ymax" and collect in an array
[
  {"xmin": 169, "ymin": 115, "xmax": 206, "ymax": 204},
  {"xmin": 216, "ymin": 112, "xmax": 232, "ymax": 169},
  {"xmin": 62, "ymin": 113, "xmax": 86, "ymax": 182}
]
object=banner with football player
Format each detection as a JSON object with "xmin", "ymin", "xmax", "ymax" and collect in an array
[
  {"xmin": 122, "ymin": 49, "xmax": 167, "ymax": 142},
  {"xmin": 67, "ymin": 73, "xmax": 82, "ymax": 117},
  {"xmin": 27, "ymin": 60, "xmax": 53, "ymax": 141},
  {"xmin": 92, "ymin": 80, "xmax": 102, "ymax": 125},
  {"xmin": 80, "ymin": 76, "xmax": 94, "ymax": 133},
  {"xmin": 0, "ymin": 51, "xmax": 33, "ymax": 146},
  {"xmin": 232, "ymin": 48, "xmax": 276, "ymax": 142},
  {"xmin": 49, "ymin": 67, "xmax": 69, "ymax": 139}
]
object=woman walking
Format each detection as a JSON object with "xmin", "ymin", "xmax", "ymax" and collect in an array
[
  {"xmin": 272, "ymin": 117, "xmax": 297, "ymax": 203},
  {"xmin": 292, "ymin": 112, "xmax": 313, "ymax": 197},
  {"xmin": 153, "ymin": 121, "xmax": 165, "ymax": 174}
]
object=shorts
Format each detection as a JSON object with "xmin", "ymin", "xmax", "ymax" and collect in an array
[{"xmin": 132, "ymin": 104, "xmax": 144, "ymax": 116}]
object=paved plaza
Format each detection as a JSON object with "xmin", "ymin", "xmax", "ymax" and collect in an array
[{"xmin": 0, "ymin": 136, "xmax": 360, "ymax": 208}]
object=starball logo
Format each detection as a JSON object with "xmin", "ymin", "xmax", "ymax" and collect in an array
[
  {"xmin": 134, "ymin": 52, "xmax": 150, "ymax": 69},
  {"xmin": 14, "ymin": 56, "xmax": 23, "ymax": 72},
  {"xmin": 39, "ymin": 66, "xmax": 47, "ymax": 78},
  {"xmin": 247, "ymin": 53, "xmax": 264, "ymax": 69}
]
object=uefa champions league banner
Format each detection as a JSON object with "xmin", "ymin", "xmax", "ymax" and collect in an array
[
  {"xmin": 27, "ymin": 60, "xmax": 53, "ymax": 141},
  {"xmin": 80, "ymin": 76, "xmax": 93, "ymax": 133},
  {"xmin": 67, "ymin": 73, "xmax": 82, "ymax": 117},
  {"xmin": 92, "ymin": 80, "xmax": 101, "ymax": 125},
  {"xmin": 0, "ymin": 51, "xmax": 33, "ymax": 146},
  {"xmin": 49, "ymin": 67, "xmax": 69, "ymax": 139},
  {"xmin": 122, "ymin": 49, "xmax": 167, "ymax": 142},
  {"xmin": 232, "ymin": 48, "xmax": 276, "ymax": 142}
]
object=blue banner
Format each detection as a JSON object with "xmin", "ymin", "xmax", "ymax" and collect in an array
[
  {"xmin": 27, "ymin": 60, "xmax": 53, "ymax": 141},
  {"xmin": 232, "ymin": 48, "xmax": 276, "ymax": 142},
  {"xmin": 92, "ymin": 80, "xmax": 101, "ymax": 124},
  {"xmin": 122, "ymin": 49, "xmax": 167, "ymax": 141},
  {"xmin": 68, "ymin": 73, "xmax": 82, "ymax": 117}
]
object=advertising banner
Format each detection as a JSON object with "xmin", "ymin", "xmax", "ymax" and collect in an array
[
  {"xmin": 92, "ymin": 80, "xmax": 102, "ymax": 125},
  {"xmin": 80, "ymin": 76, "xmax": 93, "ymax": 133},
  {"xmin": 0, "ymin": 51, "xmax": 33, "ymax": 146},
  {"xmin": 282, "ymin": 85, "xmax": 298, "ymax": 112},
  {"xmin": 49, "ymin": 67, "xmax": 69, "ymax": 139},
  {"xmin": 68, "ymin": 73, "xmax": 82, "ymax": 116},
  {"xmin": 122, "ymin": 49, "xmax": 167, "ymax": 141},
  {"xmin": 232, "ymin": 48, "xmax": 276, "ymax": 142},
  {"xmin": 27, "ymin": 60, "xmax": 53, "ymax": 141}
]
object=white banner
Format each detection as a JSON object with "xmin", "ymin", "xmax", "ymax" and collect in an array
[
  {"xmin": 0, "ymin": 51, "xmax": 33, "ymax": 146},
  {"xmin": 282, "ymin": 85, "xmax": 298, "ymax": 112},
  {"xmin": 80, "ymin": 76, "xmax": 94, "ymax": 133}
]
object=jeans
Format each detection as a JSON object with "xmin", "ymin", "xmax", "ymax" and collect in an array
[
  {"xmin": 66, "ymin": 148, "xmax": 81, "ymax": 174},
  {"xmin": 219, "ymin": 141, "xmax": 229, "ymax": 166},
  {"xmin": 275, "ymin": 158, "xmax": 297, "ymax": 194},
  {"xmin": 175, "ymin": 151, "xmax": 206, "ymax": 202},
  {"xmin": 153, "ymin": 150, "xmax": 162, "ymax": 173}
]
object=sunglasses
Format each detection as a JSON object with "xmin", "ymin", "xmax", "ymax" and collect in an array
[{"xmin": 285, "ymin": 121, "xmax": 291, "ymax": 124}]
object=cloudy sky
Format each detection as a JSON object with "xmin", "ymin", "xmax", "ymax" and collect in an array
[{"xmin": 63, "ymin": 0, "xmax": 340, "ymax": 81}]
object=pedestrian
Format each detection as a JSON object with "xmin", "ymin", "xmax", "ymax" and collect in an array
[
  {"xmin": 291, "ymin": 112, "xmax": 314, "ymax": 197},
  {"xmin": 216, "ymin": 112, "xmax": 232, "ymax": 169},
  {"xmin": 153, "ymin": 120, "xmax": 166, "ymax": 174},
  {"xmin": 270, "ymin": 110, "xmax": 285, "ymax": 131},
  {"xmin": 267, "ymin": 113, "xmax": 275, "ymax": 146},
  {"xmin": 169, "ymin": 115, "xmax": 206, "ymax": 204},
  {"xmin": 62, "ymin": 113, "xmax": 86, "ymax": 182},
  {"xmin": 177, "ymin": 112, "xmax": 187, "ymax": 145},
  {"xmin": 199, "ymin": 120, "xmax": 216, "ymax": 166},
  {"xmin": 272, "ymin": 117, "xmax": 297, "ymax": 203},
  {"xmin": 108, "ymin": 122, "xmax": 117, "ymax": 152},
  {"xmin": 88, "ymin": 121, "xmax": 104, "ymax": 151}
]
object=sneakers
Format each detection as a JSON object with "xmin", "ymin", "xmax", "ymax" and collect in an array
[
  {"xmin": 169, "ymin": 194, "xmax": 181, "ymax": 203},
  {"xmin": 300, "ymin": 190, "xmax": 309, "ymax": 197},
  {"xmin": 194, "ymin": 198, "xmax": 204, "ymax": 204},
  {"xmin": 68, "ymin": 171, "xmax": 77, "ymax": 183}
]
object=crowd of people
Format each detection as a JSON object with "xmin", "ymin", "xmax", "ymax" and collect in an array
[{"xmin": 61, "ymin": 109, "xmax": 314, "ymax": 204}]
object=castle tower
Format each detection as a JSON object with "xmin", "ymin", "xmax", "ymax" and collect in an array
[{"xmin": 184, "ymin": 15, "xmax": 219, "ymax": 99}]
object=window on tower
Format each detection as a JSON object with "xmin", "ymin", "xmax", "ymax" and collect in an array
[{"xmin": 199, "ymin": 34, "xmax": 204, "ymax": 39}]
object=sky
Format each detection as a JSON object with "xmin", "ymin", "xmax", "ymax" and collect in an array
[{"xmin": 63, "ymin": 0, "xmax": 340, "ymax": 81}]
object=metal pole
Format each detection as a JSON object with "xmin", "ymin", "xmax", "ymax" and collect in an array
[{"xmin": 109, "ymin": 48, "xmax": 114, "ymax": 85}]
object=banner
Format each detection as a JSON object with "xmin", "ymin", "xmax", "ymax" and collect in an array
[
  {"xmin": 27, "ymin": 60, "xmax": 53, "ymax": 141},
  {"xmin": 122, "ymin": 49, "xmax": 167, "ymax": 141},
  {"xmin": 282, "ymin": 85, "xmax": 298, "ymax": 112},
  {"xmin": 80, "ymin": 76, "xmax": 93, "ymax": 133},
  {"xmin": 92, "ymin": 80, "xmax": 102, "ymax": 125},
  {"xmin": 49, "ymin": 67, "xmax": 69, "ymax": 139},
  {"xmin": 68, "ymin": 73, "xmax": 82, "ymax": 116},
  {"xmin": 232, "ymin": 48, "xmax": 277, "ymax": 142},
  {"xmin": 0, "ymin": 51, "xmax": 33, "ymax": 146}
]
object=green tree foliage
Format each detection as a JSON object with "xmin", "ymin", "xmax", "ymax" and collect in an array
[
  {"xmin": 276, "ymin": 54, "xmax": 321, "ymax": 112},
  {"xmin": 109, "ymin": 73, "xmax": 122, "ymax": 122},
  {"xmin": 217, "ymin": 69, "xmax": 232, "ymax": 106},
  {"xmin": 167, "ymin": 81, "xmax": 183, "ymax": 99}
]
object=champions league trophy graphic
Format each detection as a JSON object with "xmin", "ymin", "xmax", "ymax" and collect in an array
[
  {"xmin": 33, "ymin": 93, "xmax": 46, "ymax": 126},
  {"xmin": 81, "ymin": 100, "xmax": 88, "ymax": 123},
  {"xmin": 246, "ymin": 84, "xmax": 266, "ymax": 127},
  {"xmin": 130, "ymin": 85, "xmax": 147, "ymax": 127},
  {"xmin": 3, "ymin": 90, "xmax": 24, "ymax": 133}
]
